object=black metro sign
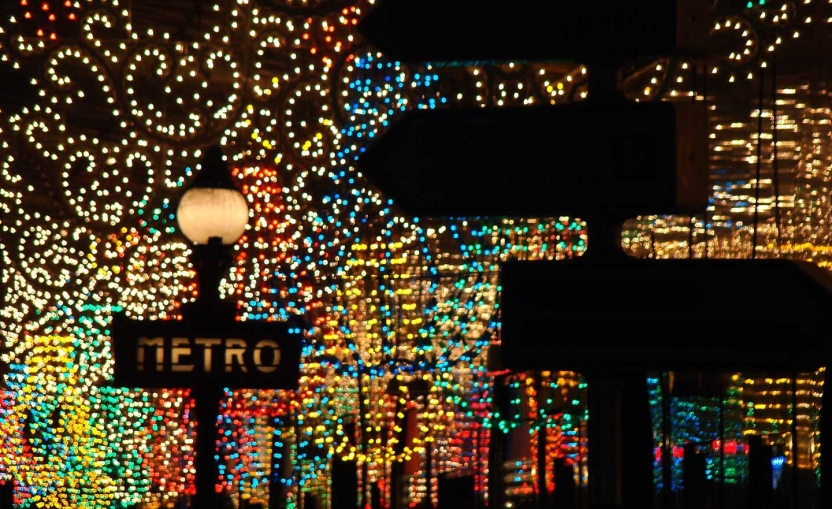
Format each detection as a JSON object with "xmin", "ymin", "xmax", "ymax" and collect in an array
[{"xmin": 109, "ymin": 313, "xmax": 302, "ymax": 390}]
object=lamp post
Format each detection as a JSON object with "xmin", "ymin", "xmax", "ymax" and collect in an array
[
  {"xmin": 176, "ymin": 144, "xmax": 249, "ymax": 509},
  {"xmin": 177, "ymin": 144, "xmax": 249, "ymax": 314},
  {"xmin": 110, "ymin": 145, "xmax": 299, "ymax": 509}
]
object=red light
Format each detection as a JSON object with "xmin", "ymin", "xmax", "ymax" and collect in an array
[{"xmin": 712, "ymin": 439, "xmax": 746, "ymax": 455}]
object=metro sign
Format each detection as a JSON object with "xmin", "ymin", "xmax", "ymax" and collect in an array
[
  {"xmin": 135, "ymin": 336, "xmax": 283, "ymax": 375},
  {"xmin": 109, "ymin": 312, "xmax": 302, "ymax": 389}
]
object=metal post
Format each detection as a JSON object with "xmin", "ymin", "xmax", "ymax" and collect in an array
[
  {"xmin": 585, "ymin": 372, "xmax": 622, "ymax": 508},
  {"xmin": 620, "ymin": 372, "xmax": 654, "ymax": 509},
  {"xmin": 537, "ymin": 375, "xmax": 549, "ymax": 509},
  {"xmin": 192, "ymin": 385, "xmax": 223, "ymax": 509},
  {"xmin": 583, "ymin": 215, "xmax": 626, "ymax": 261},
  {"xmin": 748, "ymin": 435, "xmax": 773, "ymax": 509},
  {"xmin": 185, "ymin": 237, "xmax": 234, "ymax": 509}
]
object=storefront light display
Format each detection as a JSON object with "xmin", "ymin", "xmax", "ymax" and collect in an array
[
  {"xmin": 648, "ymin": 374, "xmax": 746, "ymax": 492},
  {"xmin": 648, "ymin": 370, "xmax": 826, "ymax": 493},
  {"xmin": 0, "ymin": 0, "xmax": 830, "ymax": 507},
  {"xmin": 2, "ymin": 334, "xmax": 121, "ymax": 508}
]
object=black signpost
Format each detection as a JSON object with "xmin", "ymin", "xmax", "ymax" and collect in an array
[
  {"xmin": 358, "ymin": 3, "xmax": 710, "ymax": 508},
  {"xmin": 356, "ymin": 0, "xmax": 832, "ymax": 508},
  {"xmin": 108, "ymin": 147, "xmax": 302, "ymax": 509}
]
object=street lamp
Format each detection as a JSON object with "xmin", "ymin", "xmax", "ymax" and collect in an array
[
  {"xmin": 176, "ymin": 144, "xmax": 248, "ymax": 509},
  {"xmin": 110, "ymin": 144, "xmax": 299, "ymax": 509},
  {"xmin": 177, "ymin": 144, "xmax": 249, "ymax": 312},
  {"xmin": 177, "ymin": 144, "xmax": 249, "ymax": 247}
]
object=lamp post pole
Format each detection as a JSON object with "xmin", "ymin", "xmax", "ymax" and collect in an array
[
  {"xmin": 176, "ymin": 146, "xmax": 250, "ymax": 509},
  {"xmin": 192, "ymin": 383, "xmax": 224, "ymax": 509},
  {"xmin": 185, "ymin": 237, "xmax": 235, "ymax": 509}
]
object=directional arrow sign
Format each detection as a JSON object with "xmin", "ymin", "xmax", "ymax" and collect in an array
[
  {"xmin": 357, "ymin": 102, "xmax": 708, "ymax": 218},
  {"xmin": 358, "ymin": 0, "xmax": 708, "ymax": 64},
  {"xmin": 499, "ymin": 258, "xmax": 832, "ymax": 373}
]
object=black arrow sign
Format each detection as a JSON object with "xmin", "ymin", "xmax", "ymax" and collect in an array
[
  {"xmin": 358, "ymin": 0, "xmax": 708, "ymax": 65},
  {"xmin": 356, "ymin": 102, "xmax": 708, "ymax": 218},
  {"xmin": 500, "ymin": 257, "xmax": 832, "ymax": 373}
]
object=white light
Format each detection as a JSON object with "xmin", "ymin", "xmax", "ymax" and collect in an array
[{"xmin": 177, "ymin": 187, "xmax": 248, "ymax": 245}]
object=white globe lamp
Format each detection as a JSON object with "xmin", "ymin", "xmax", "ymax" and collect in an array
[
  {"xmin": 176, "ymin": 145, "xmax": 249, "ymax": 246},
  {"xmin": 176, "ymin": 145, "xmax": 248, "ymax": 309}
]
